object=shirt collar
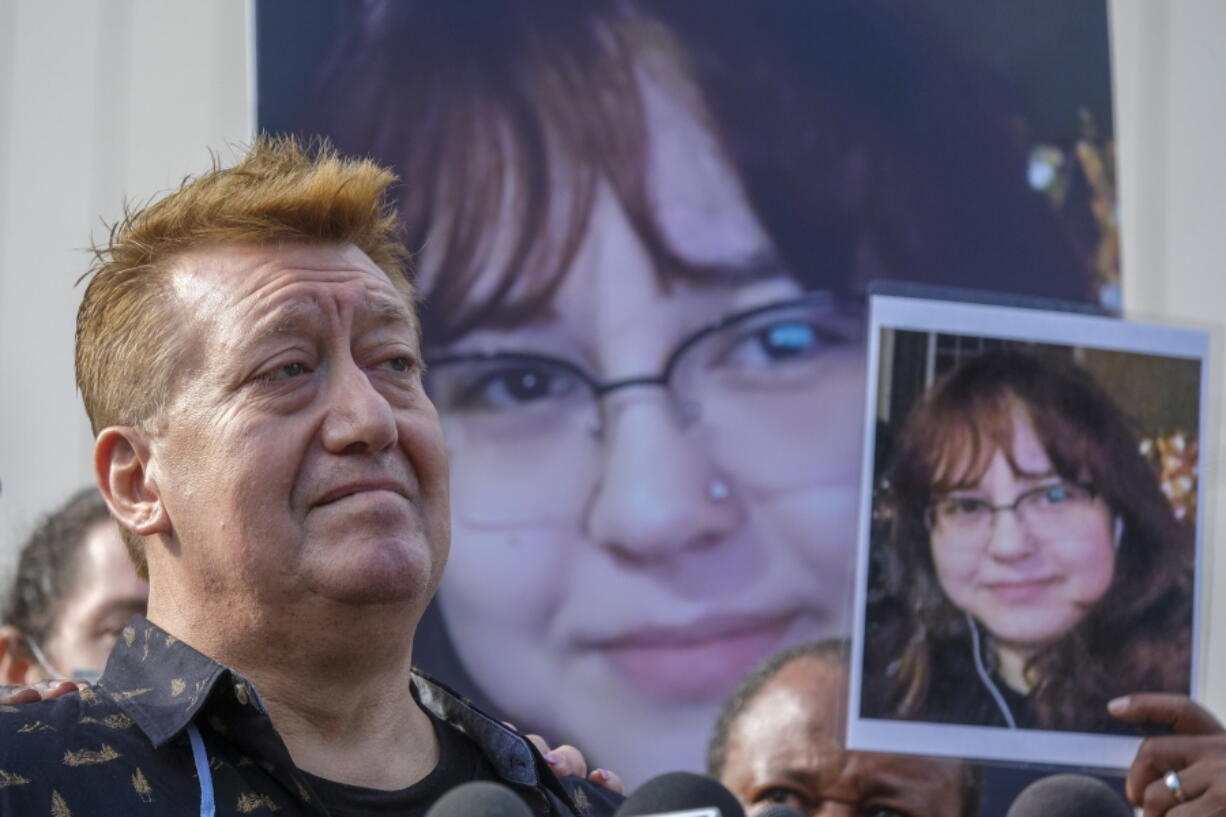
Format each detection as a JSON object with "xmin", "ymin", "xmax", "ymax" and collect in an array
[
  {"xmin": 98, "ymin": 615, "xmax": 543, "ymax": 789},
  {"xmin": 98, "ymin": 615, "xmax": 247, "ymax": 748},
  {"xmin": 411, "ymin": 669, "xmax": 541, "ymax": 787}
]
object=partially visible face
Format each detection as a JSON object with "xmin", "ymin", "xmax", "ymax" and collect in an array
[
  {"xmin": 721, "ymin": 657, "xmax": 966, "ymax": 817},
  {"xmin": 431, "ymin": 58, "xmax": 866, "ymax": 782},
  {"xmin": 148, "ymin": 243, "xmax": 449, "ymax": 616},
  {"xmin": 39, "ymin": 521, "xmax": 148, "ymax": 677},
  {"xmin": 928, "ymin": 409, "xmax": 1115, "ymax": 653}
]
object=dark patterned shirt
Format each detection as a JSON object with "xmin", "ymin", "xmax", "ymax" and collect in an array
[{"xmin": 0, "ymin": 616, "xmax": 620, "ymax": 817}]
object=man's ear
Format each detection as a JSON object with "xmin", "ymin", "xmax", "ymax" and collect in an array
[
  {"xmin": 95, "ymin": 426, "xmax": 171, "ymax": 538},
  {"xmin": 0, "ymin": 625, "xmax": 44, "ymax": 685}
]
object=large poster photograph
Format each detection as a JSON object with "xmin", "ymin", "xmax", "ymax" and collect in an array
[{"xmin": 258, "ymin": 0, "xmax": 1118, "ymax": 785}]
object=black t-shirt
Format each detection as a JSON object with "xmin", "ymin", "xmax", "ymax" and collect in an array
[{"xmin": 302, "ymin": 708, "xmax": 501, "ymax": 817}]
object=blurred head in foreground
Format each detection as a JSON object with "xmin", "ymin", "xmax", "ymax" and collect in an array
[
  {"xmin": 709, "ymin": 641, "xmax": 976, "ymax": 817},
  {"xmin": 0, "ymin": 488, "xmax": 147, "ymax": 684}
]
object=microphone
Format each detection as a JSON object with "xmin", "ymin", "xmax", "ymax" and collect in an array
[
  {"xmin": 425, "ymin": 781, "xmax": 533, "ymax": 817},
  {"xmin": 1005, "ymin": 773, "xmax": 1132, "ymax": 817},
  {"xmin": 614, "ymin": 771, "xmax": 746, "ymax": 817}
]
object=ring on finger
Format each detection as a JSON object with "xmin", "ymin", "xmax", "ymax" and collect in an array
[{"xmin": 1164, "ymin": 769, "xmax": 1187, "ymax": 804}]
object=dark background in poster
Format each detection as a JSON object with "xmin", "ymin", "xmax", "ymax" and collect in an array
[{"xmin": 257, "ymin": 1, "xmax": 1114, "ymax": 148}]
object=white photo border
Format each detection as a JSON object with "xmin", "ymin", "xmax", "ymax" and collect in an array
[{"xmin": 847, "ymin": 294, "xmax": 1209, "ymax": 769}]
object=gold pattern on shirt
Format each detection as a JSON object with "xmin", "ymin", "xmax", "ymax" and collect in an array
[
  {"xmin": 573, "ymin": 785, "xmax": 591, "ymax": 815},
  {"xmin": 0, "ymin": 706, "xmax": 17, "ymax": 713},
  {"xmin": 113, "ymin": 688, "xmax": 153, "ymax": 701},
  {"xmin": 132, "ymin": 768, "xmax": 154, "ymax": 803},
  {"xmin": 50, "ymin": 789, "xmax": 72, "ymax": 817},
  {"xmin": 77, "ymin": 687, "xmax": 99, "ymax": 704},
  {"xmin": 0, "ymin": 769, "xmax": 32, "ymax": 789},
  {"xmin": 79, "ymin": 713, "xmax": 134, "ymax": 730},
  {"xmin": 292, "ymin": 776, "xmax": 312, "ymax": 803},
  {"xmin": 170, "ymin": 678, "xmax": 187, "ymax": 697},
  {"xmin": 236, "ymin": 791, "xmax": 280, "ymax": 812},
  {"xmin": 165, "ymin": 634, "xmax": 178, "ymax": 647},
  {"xmin": 122, "ymin": 626, "xmax": 135, "ymax": 647},
  {"xmin": 235, "ymin": 684, "xmax": 251, "ymax": 706},
  {"xmin": 61, "ymin": 745, "xmax": 121, "ymax": 766},
  {"xmin": 188, "ymin": 679, "xmax": 208, "ymax": 707},
  {"xmin": 18, "ymin": 721, "xmax": 53, "ymax": 733}
]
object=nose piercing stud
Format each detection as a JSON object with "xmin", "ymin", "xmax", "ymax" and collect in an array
[{"xmin": 707, "ymin": 479, "xmax": 731, "ymax": 502}]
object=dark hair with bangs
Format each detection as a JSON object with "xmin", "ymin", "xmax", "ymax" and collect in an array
[
  {"xmin": 305, "ymin": 0, "xmax": 1095, "ymax": 350},
  {"xmin": 868, "ymin": 349, "xmax": 1192, "ymax": 731},
  {"xmin": 308, "ymin": 1, "xmax": 719, "ymax": 346},
  {"xmin": 911, "ymin": 358, "xmax": 1126, "ymax": 497}
]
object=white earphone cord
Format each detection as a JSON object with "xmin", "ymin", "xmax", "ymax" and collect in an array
[{"xmin": 968, "ymin": 615, "xmax": 1017, "ymax": 729}]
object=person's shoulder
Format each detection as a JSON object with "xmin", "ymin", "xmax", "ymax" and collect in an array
[
  {"xmin": 0, "ymin": 686, "xmax": 136, "ymax": 772},
  {"xmin": 0, "ymin": 693, "xmax": 89, "ymax": 801},
  {"xmin": 0, "ymin": 685, "xmax": 188, "ymax": 813},
  {"xmin": 0, "ymin": 691, "xmax": 88, "ymax": 742}
]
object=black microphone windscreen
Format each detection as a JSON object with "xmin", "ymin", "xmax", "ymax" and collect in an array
[
  {"xmin": 425, "ymin": 781, "xmax": 533, "ymax": 817},
  {"xmin": 755, "ymin": 807, "xmax": 806, "ymax": 817},
  {"xmin": 614, "ymin": 771, "xmax": 746, "ymax": 817},
  {"xmin": 1005, "ymin": 774, "xmax": 1132, "ymax": 817}
]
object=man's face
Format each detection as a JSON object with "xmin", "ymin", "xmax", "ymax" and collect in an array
[
  {"xmin": 720, "ymin": 657, "xmax": 966, "ymax": 817},
  {"xmin": 38, "ymin": 521, "xmax": 148, "ymax": 677},
  {"xmin": 146, "ymin": 243, "xmax": 449, "ymax": 612}
]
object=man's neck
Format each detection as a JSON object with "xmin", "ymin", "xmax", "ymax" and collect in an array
[
  {"xmin": 252, "ymin": 661, "xmax": 440, "ymax": 790},
  {"xmin": 147, "ymin": 587, "xmax": 438, "ymax": 790}
]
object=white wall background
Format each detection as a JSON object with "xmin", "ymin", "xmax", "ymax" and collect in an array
[
  {"xmin": 0, "ymin": 0, "xmax": 251, "ymax": 550},
  {"xmin": 1112, "ymin": 0, "xmax": 1226, "ymax": 716},
  {"xmin": 0, "ymin": 0, "xmax": 1223, "ymax": 712}
]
